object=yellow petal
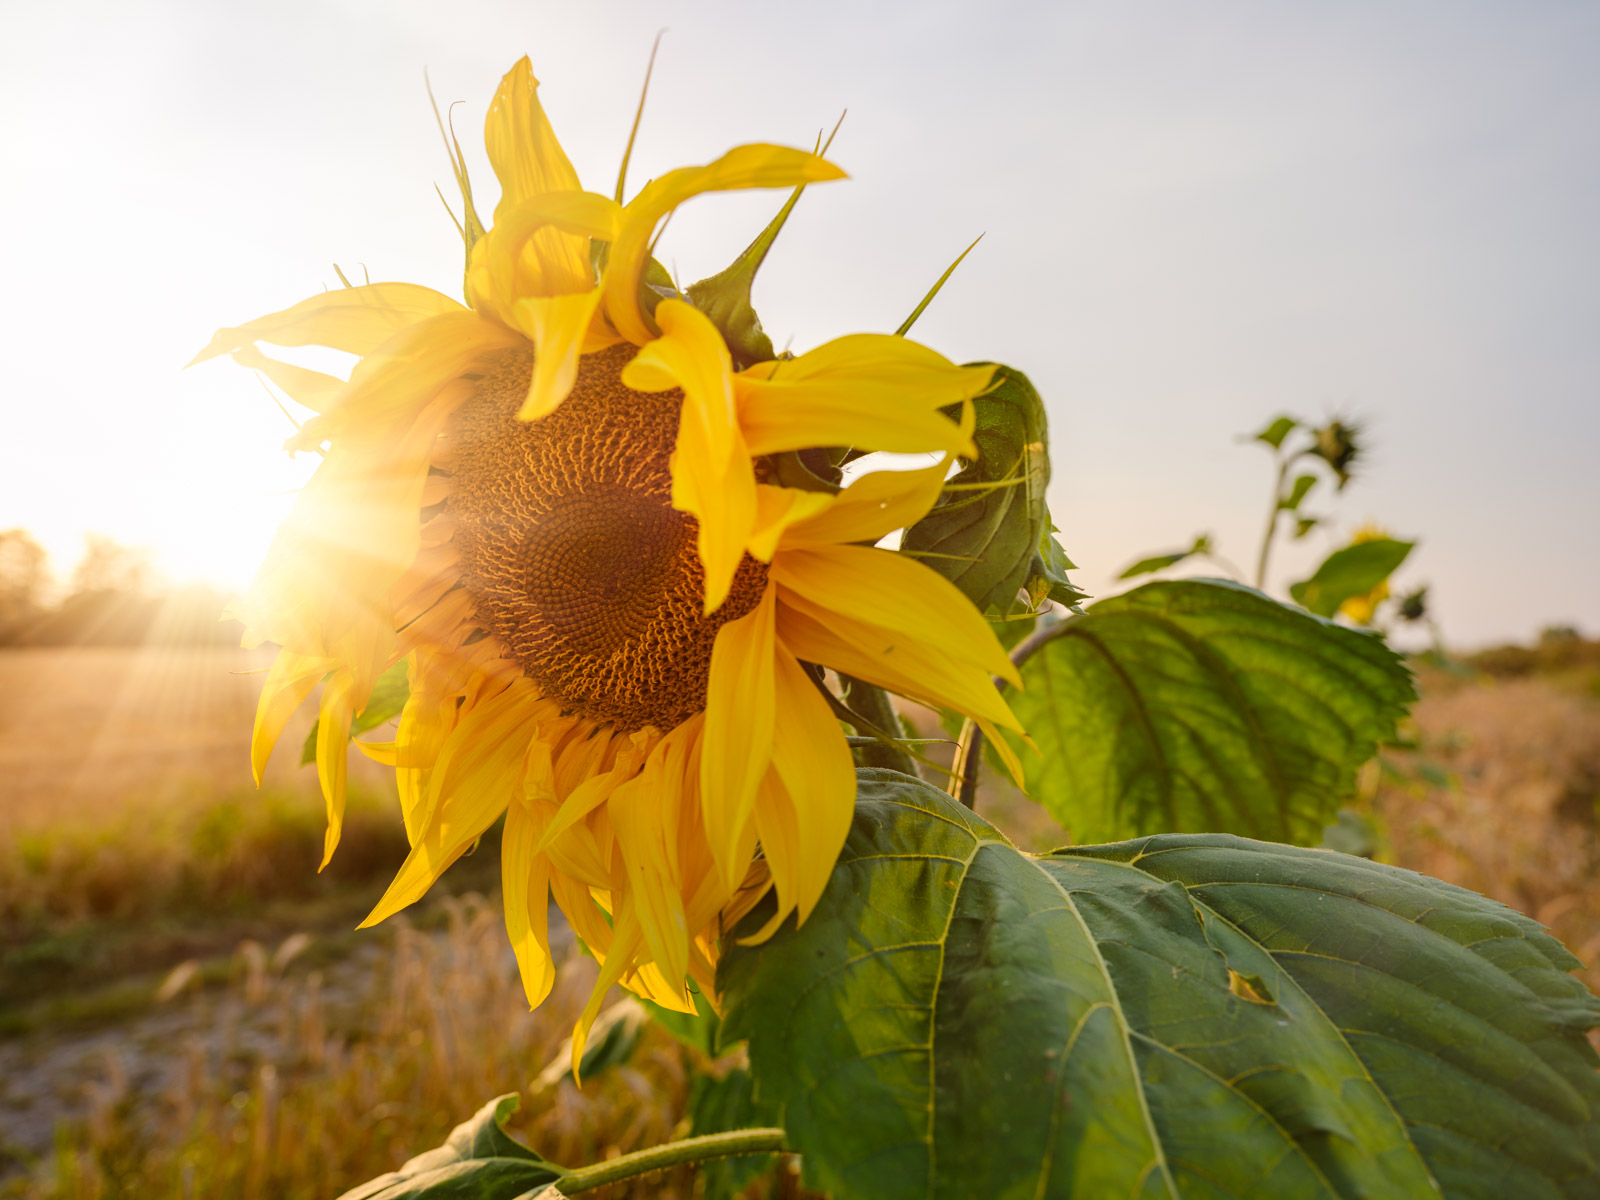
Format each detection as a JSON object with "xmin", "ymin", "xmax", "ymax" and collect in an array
[
  {"xmin": 190, "ymin": 282, "xmax": 464, "ymax": 365},
  {"xmin": 510, "ymin": 288, "xmax": 608, "ymax": 420},
  {"xmin": 291, "ymin": 312, "xmax": 520, "ymax": 449},
  {"xmin": 977, "ymin": 716, "xmax": 1026, "ymax": 789},
  {"xmin": 775, "ymin": 591, "xmax": 1020, "ymax": 733},
  {"xmin": 570, "ymin": 916, "xmax": 643, "ymax": 1084},
  {"xmin": 747, "ymin": 485, "xmax": 834, "ymax": 563},
  {"xmin": 550, "ymin": 870, "xmax": 618, "ymax": 962},
  {"xmin": 484, "ymin": 57, "xmax": 581, "ymax": 218},
  {"xmin": 779, "ymin": 456, "xmax": 951, "ymax": 549},
  {"xmin": 502, "ymin": 797, "xmax": 557, "ymax": 1009},
  {"xmin": 315, "ymin": 671, "xmax": 357, "ymax": 869},
  {"xmin": 625, "ymin": 302, "xmax": 738, "ymax": 459},
  {"xmin": 352, "ymin": 738, "xmax": 397, "ymax": 765},
  {"xmin": 360, "ymin": 684, "xmax": 545, "ymax": 927},
  {"xmin": 700, "ymin": 586, "xmax": 777, "ymax": 889},
  {"xmin": 744, "ymin": 771, "xmax": 803, "ymax": 946},
  {"xmin": 473, "ymin": 60, "xmax": 593, "ymax": 319},
  {"xmin": 604, "ymin": 145, "xmax": 846, "ymax": 345},
  {"xmin": 624, "ymin": 301, "xmax": 756, "ymax": 611},
  {"xmin": 230, "ymin": 345, "xmax": 344, "ymax": 413},
  {"xmin": 609, "ymin": 756, "xmax": 690, "ymax": 990},
  {"xmin": 747, "ymin": 641, "xmax": 855, "ymax": 940},
  {"xmin": 251, "ymin": 651, "xmax": 332, "ymax": 784},
  {"xmin": 536, "ymin": 728, "xmax": 657, "ymax": 854},
  {"xmin": 769, "ymin": 642, "xmax": 855, "ymax": 923},
  {"xmin": 772, "ymin": 544, "xmax": 1020, "ymax": 685},
  {"xmin": 466, "ymin": 191, "xmax": 621, "ymax": 321},
  {"xmin": 737, "ymin": 336, "xmax": 993, "ymax": 457}
]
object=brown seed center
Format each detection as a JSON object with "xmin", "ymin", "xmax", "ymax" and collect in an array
[{"xmin": 446, "ymin": 342, "xmax": 767, "ymax": 731}]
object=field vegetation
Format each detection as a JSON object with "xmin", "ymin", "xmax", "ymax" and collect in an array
[{"xmin": 2, "ymin": 625, "xmax": 1597, "ymax": 1197}]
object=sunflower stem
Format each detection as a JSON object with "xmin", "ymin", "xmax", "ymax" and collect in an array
[
  {"xmin": 841, "ymin": 677, "xmax": 918, "ymax": 777},
  {"xmin": 552, "ymin": 1128, "xmax": 789, "ymax": 1194},
  {"xmin": 951, "ymin": 614, "xmax": 1085, "ymax": 810},
  {"xmin": 952, "ymin": 717, "xmax": 983, "ymax": 809}
]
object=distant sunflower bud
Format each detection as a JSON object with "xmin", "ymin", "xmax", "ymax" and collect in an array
[
  {"xmin": 1310, "ymin": 419, "xmax": 1365, "ymax": 490},
  {"xmin": 1397, "ymin": 586, "xmax": 1429, "ymax": 623}
]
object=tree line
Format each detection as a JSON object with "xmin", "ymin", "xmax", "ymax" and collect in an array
[{"xmin": 0, "ymin": 529, "xmax": 240, "ymax": 647}]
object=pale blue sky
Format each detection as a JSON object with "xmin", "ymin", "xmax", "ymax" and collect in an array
[{"xmin": 2, "ymin": 0, "xmax": 1596, "ymax": 646}]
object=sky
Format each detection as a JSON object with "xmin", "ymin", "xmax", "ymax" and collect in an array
[{"xmin": 2, "ymin": 0, "xmax": 1596, "ymax": 647}]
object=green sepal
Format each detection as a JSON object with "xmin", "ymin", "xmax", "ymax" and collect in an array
[
  {"xmin": 301, "ymin": 660, "xmax": 410, "ymax": 766},
  {"xmin": 1290, "ymin": 536, "xmax": 1415, "ymax": 617},
  {"xmin": 1028, "ymin": 520, "xmax": 1088, "ymax": 611},
  {"xmin": 590, "ymin": 240, "xmax": 681, "ymax": 334},
  {"xmin": 683, "ymin": 222, "xmax": 784, "ymax": 368},
  {"xmin": 768, "ymin": 447, "xmax": 842, "ymax": 494},
  {"xmin": 894, "ymin": 234, "xmax": 983, "ymax": 337},
  {"xmin": 334, "ymin": 1094, "xmax": 563, "ymax": 1200},
  {"xmin": 426, "ymin": 76, "xmax": 486, "ymax": 296},
  {"xmin": 684, "ymin": 181, "xmax": 814, "ymax": 368},
  {"xmin": 900, "ymin": 364, "xmax": 1083, "ymax": 617}
]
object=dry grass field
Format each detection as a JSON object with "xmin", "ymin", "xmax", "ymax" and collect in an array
[
  {"xmin": 1376, "ymin": 672, "xmax": 1600, "ymax": 1001},
  {"xmin": 1, "ymin": 643, "xmax": 1597, "ymax": 1197},
  {"xmin": 0, "ymin": 646, "xmax": 390, "ymax": 835}
]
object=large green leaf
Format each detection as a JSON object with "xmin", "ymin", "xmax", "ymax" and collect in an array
[
  {"xmin": 900, "ymin": 365, "xmax": 1084, "ymax": 616},
  {"xmin": 687, "ymin": 1067, "xmax": 783, "ymax": 1200},
  {"xmin": 720, "ymin": 770, "xmax": 1600, "ymax": 1200},
  {"xmin": 1006, "ymin": 578, "xmax": 1414, "ymax": 844},
  {"xmin": 335, "ymin": 1094, "xmax": 564, "ymax": 1200},
  {"xmin": 1290, "ymin": 537, "xmax": 1415, "ymax": 618}
]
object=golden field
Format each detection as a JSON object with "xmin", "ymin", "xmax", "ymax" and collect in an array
[
  {"xmin": 1, "ymin": 643, "xmax": 1597, "ymax": 1197},
  {"xmin": 0, "ymin": 646, "xmax": 390, "ymax": 836}
]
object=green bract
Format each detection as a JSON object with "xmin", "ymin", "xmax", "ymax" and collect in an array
[{"xmin": 900, "ymin": 366, "xmax": 1085, "ymax": 617}]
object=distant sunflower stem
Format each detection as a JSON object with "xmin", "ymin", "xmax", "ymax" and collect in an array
[
  {"xmin": 551, "ymin": 1127, "xmax": 789, "ymax": 1194},
  {"xmin": 1252, "ymin": 451, "xmax": 1306, "ymax": 591},
  {"xmin": 953, "ymin": 614, "xmax": 1083, "ymax": 810}
]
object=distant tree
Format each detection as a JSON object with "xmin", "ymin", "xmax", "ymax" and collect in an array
[
  {"xmin": 0, "ymin": 528, "xmax": 49, "ymax": 640},
  {"xmin": 69, "ymin": 533, "xmax": 153, "ymax": 597}
]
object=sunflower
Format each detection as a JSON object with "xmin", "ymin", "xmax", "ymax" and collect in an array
[
  {"xmin": 194, "ymin": 56, "xmax": 1022, "ymax": 1061},
  {"xmin": 1337, "ymin": 522, "xmax": 1393, "ymax": 625}
]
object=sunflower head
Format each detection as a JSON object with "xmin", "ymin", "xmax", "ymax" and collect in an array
[
  {"xmin": 195, "ymin": 54, "xmax": 1023, "ymax": 1067},
  {"xmin": 448, "ymin": 341, "xmax": 769, "ymax": 731}
]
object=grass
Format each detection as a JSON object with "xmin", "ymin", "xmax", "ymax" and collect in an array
[
  {"xmin": 0, "ymin": 645, "xmax": 807, "ymax": 1198},
  {"xmin": 1374, "ymin": 666, "xmax": 1600, "ymax": 1002},
  {"xmin": 0, "ymin": 784, "xmax": 430, "ymax": 1032},
  {"xmin": 4, "ymin": 897, "xmax": 724, "ymax": 1199},
  {"xmin": 3, "ymin": 643, "xmax": 1597, "ymax": 1196}
]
